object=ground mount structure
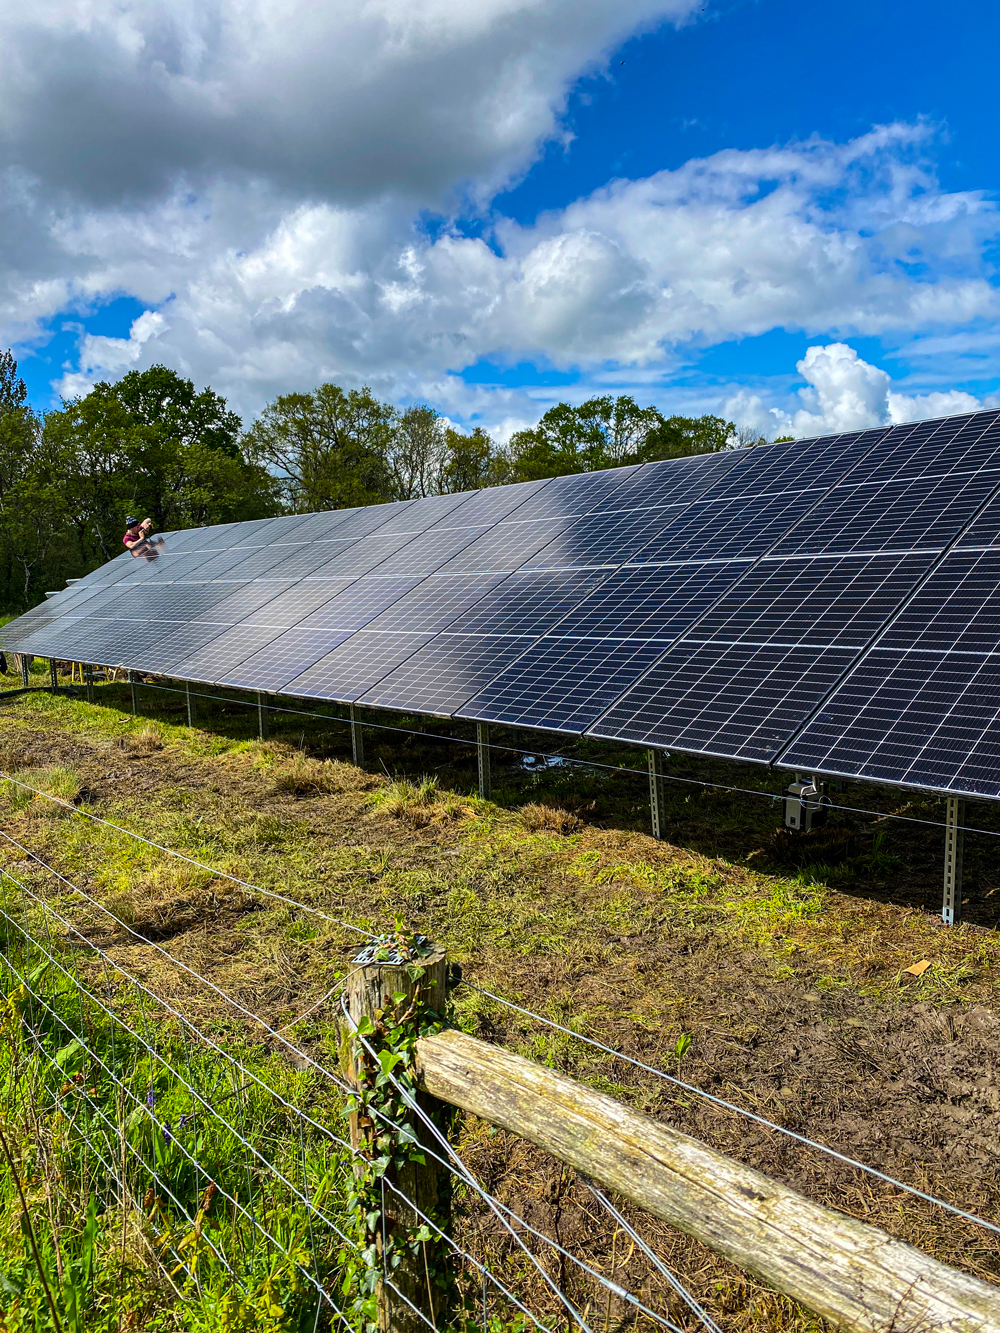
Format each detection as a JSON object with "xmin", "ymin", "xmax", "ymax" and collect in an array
[{"xmin": 6, "ymin": 408, "xmax": 1000, "ymax": 806}]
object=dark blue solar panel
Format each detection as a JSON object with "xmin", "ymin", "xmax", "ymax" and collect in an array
[
  {"xmin": 229, "ymin": 513, "xmax": 320, "ymax": 548},
  {"xmin": 644, "ymin": 488, "xmax": 829, "ymax": 563},
  {"xmin": 860, "ymin": 412, "xmax": 1000, "ymax": 484},
  {"xmin": 494, "ymin": 466, "xmax": 639, "ymax": 523},
  {"xmin": 780, "ymin": 648, "xmax": 1000, "ymax": 798},
  {"xmin": 429, "ymin": 478, "xmax": 551, "ymax": 528},
  {"xmin": 697, "ymin": 428, "xmax": 890, "ymax": 503},
  {"xmin": 367, "ymin": 524, "xmax": 491, "ymax": 576},
  {"xmin": 691, "ymin": 552, "xmax": 934, "ymax": 648},
  {"xmin": 590, "ymin": 449, "xmax": 744, "ymax": 513},
  {"xmin": 219, "ymin": 626, "xmax": 356, "ymax": 692},
  {"xmin": 297, "ymin": 533, "xmax": 414, "ymax": 579},
  {"xmin": 364, "ymin": 574, "xmax": 505, "ymax": 634},
  {"xmin": 124, "ymin": 621, "xmax": 227, "ymax": 675},
  {"xmin": 284, "ymin": 631, "xmax": 433, "ymax": 702},
  {"xmin": 771, "ymin": 469, "xmax": 1000, "ymax": 556},
  {"xmin": 522, "ymin": 505, "xmax": 690, "ymax": 571},
  {"xmin": 95, "ymin": 583, "xmax": 240, "ymax": 622},
  {"xmin": 590, "ymin": 642, "xmax": 857, "ymax": 761},
  {"xmin": 457, "ymin": 637, "xmax": 669, "ymax": 734},
  {"xmin": 294, "ymin": 577, "xmax": 424, "ymax": 631},
  {"xmin": 313, "ymin": 500, "xmax": 415, "ymax": 543},
  {"xmin": 553, "ymin": 560, "xmax": 751, "ymax": 642},
  {"xmin": 188, "ymin": 581, "xmax": 302, "ymax": 625},
  {"xmin": 876, "ymin": 549, "xmax": 1000, "ymax": 654},
  {"xmin": 445, "ymin": 570, "xmax": 608, "ymax": 636},
  {"xmin": 361, "ymin": 633, "xmax": 538, "ymax": 716},
  {"xmin": 171, "ymin": 624, "xmax": 291, "ymax": 683},
  {"xmin": 436, "ymin": 519, "xmax": 573, "ymax": 574}
]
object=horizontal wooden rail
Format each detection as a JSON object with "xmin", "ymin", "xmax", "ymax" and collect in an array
[{"xmin": 414, "ymin": 1028, "xmax": 1000, "ymax": 1332}]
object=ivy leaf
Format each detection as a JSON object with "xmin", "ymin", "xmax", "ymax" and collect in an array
[
  {"xmin": 412, "ymin": 1225, "xmax": 433, "ymax": 1243},
  {"xmin": 356, "ymin": 1016, "xmax": 375, "ymax": 1036},
  {"xmin": 377, "ymin": 1049, "xmax": 403, "ymax": 1077}
]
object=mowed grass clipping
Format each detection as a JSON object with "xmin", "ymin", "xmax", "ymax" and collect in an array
[{"xmin": 0, "ymin": 682, "xmax": 997, "ymax": 1330}]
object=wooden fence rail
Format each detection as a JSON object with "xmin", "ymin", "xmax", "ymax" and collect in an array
[{"xmin": 413, "ymin": 1026, "xmax": 1000, "ymax": 1333}]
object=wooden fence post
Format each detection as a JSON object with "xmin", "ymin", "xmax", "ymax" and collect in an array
[{"xmin": 342, "ymin": 940, "xmax": 451, "ymax": 1333}]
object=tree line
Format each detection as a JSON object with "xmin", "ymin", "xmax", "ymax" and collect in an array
[{"xmin": 0, "ymin": 350, "xmax": 766, "ymax": 612}]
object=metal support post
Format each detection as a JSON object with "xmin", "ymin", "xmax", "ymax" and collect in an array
[
  {"xmin": 648, "ymin": 748, "xmax": 668, "ymax": 840},
  {"xmin": 19, "ymin": 654, "xmax": 30, "ymax": 689},
  {"xmin": 128, "ymin": 669, "xmax": 139, "ymax": 715},
  {"xmin": 185, "ymin": 681, "xmax": 196, "ymax": 727},
  {"xmin": 943, "ymin": 796, "xmax": 965, "ymax": 926},
  {"xmin": 350, "ymin": 704, "xmax": 365, "ymax": 767},
  {"xmin": 48, "ymin": 658, "xmax": 58, "ymax": 691},
  {"xmin": 257, "ymin": 691, "xmax": 269, "ymax": 741},
  {"xmin": 84, "ymin": 666, "xmax": 95, "ymax": 705},
  {"xmin": 476, "ymin": 722, "xmax": 492, "ymax": 800}
]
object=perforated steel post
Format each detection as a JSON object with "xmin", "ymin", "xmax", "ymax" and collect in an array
[
  {"xmin": 477, "ymin": 722, "xmax": 491, "ymax": 800},
  {"xmin": 48, "ymin": 658, "xmax": 58, "ymax": 691},
  {"xmin": 648, "ymin": 748, "xmax": 668, "ymax": 840},
  {"xmin": 19, "ymin": 654, "xmax": 29, "ymax": 689},
  {"xmin": 84, "ymin": 665, "xmax": 95, "ymax": 704},
  {"xmin": 350, "ymin": 704, "xmax": 365, "ymax": 767},
  {"xmin": 128, "ymin": 669, "xmax": 139, "ymax": 714},
  {"xmin": 257, "ymin": 691, "xmax": 269, "ymax": 741},
  {"xmin": 943, "ymin": 796, "xmax": 965, "ymax": 926},
  {"xmin": 185, "ymin": 681, "xmax": 195, "ymax": 727}
]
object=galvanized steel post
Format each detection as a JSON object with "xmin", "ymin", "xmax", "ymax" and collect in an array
[
  {"xmin": 648, "ymin": 748, "xmax": 668, "ymax": 840},
  {"xmin": 476, "ymin": 722, "xmax": 491, "ymax": 800},
  {"xmin": 350, "ymin": 703, "xmax": 365, "ymax": 767},
  {"xmin": 128, "ymin": 669, "xmax": 139, "ymax": 715},
  {"xmin": 257, "ymin": 690, "xmax": 269, "ymax": 741},
  {"xmin": 943, "ymin": 796, "xmax": 965, "ymax": 926},
  {"xmin": 48, "ymin": 658, "xmax": 58, "ymax": 691},
  {"xmin": 185, "ymin": 680, "xmax": 196, "ymax": 727},
  {"xmin": 19, "ymin": 654, "xmax": 30, "ymax": 689}
]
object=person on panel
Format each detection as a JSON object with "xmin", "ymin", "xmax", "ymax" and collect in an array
[{"xmin": 123, "ymin": 515, "xmax": 160, "ymax": 558}]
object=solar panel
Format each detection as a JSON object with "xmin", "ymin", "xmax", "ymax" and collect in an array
[
  {"xmin": 293, "ymin": 576, "xmax": 425, "ymax": 631},
  {"xmin": 364, "ymin": 523, "xmax": 491, "ymax": 576},
  {"xmin": 363, "ymin": 574, "xmax": 506, "ymax": 634},
  {"xmin": 219, "ymin": 626, "xmax": 356, "ymax": 692},
  {"xmin": 284, "ymin": 630, "xmax": 433, "ymax": 703},
  {"xmin": 457, "ymin": 637, "xmax": 670, "ymax": 733},
  {"xmin": 492, "ymin": 465, "xmax": 639, "ymax": 523},
  {"xmin": 171, "ymin": 623, "xmax": 292, "ymax": 684},
  {"xmin": 362, "ymin": 633, "xmax": 539, "ymax": 716},
  {"xmin": 444, "ymin": 570, "xmax": 608, "ymax": 637},
  {"xmin": 229, "ymin": 581, "xmax": 358, "ymax": 629}
]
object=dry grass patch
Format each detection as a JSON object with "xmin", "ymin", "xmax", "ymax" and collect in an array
[
  {"xmin": 270, "ymin": 752, "xmax": 370, "ymax": 796},
  {"xmin": 519, "ymin": 802, "xmax": 583, "ymax": 834},
  {"xmin": 112, "ymin": 726, "xmax": 164, "ymax": 755},
  {"xmin": 369, "ymin": 776, "xmax": 468, "ymax": 828}
]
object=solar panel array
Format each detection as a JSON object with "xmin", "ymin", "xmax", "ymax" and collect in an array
[{"xmin": 7, "ymin": 407, "xmax": 1000, "ymax": 800}]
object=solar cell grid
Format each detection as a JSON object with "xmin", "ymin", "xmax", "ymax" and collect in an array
[
  {"xmin": 312, "ymin": 500, "xmax": 414, "ymax": 543},
  {"xmin": 862, "ymin": 411, "xmax": 1000, "ymax": 483},
  {"xmin": 458, "ymin": 636, "xmax": 670, "ymax": 734},
  {"xmin": 284, "ymin": 630, "xmax": 433, "ymax": 703},
  {"xmin": 771, "ymin": 469, "xmax": 1000, "ymax": 556},
  {"xmin": 558, "ymin": 560, "xmax": 752, "ymax": 643},
  {"xmin": 521, "ymin": 504, "xmax": 686, "ymax": 571},
  {"xmin": 220, "ymin": 626, "xmax": 356, "ymax": 692},
  {"xmin": 493, "ymin": 465, "xmax": 638, "ymax": 523},
  {"xmin": 870, "ymin": 549, "xmax": 1000, "ymax": 655},
  {"xmin": 171, "ymin": 623, "xmax": 290, "ymax": 683},
  {"xmin": 697, "ymin": 428, "xmax": 889, "ymax": 503},
  {"xmin": 255, "ymin": 541, "xmax": 367, "ymax": 581},
  {"xmin": 299, "ymin": 533, "xmax": 414, "ymax": 578},
  {"xmin": 277, "ymin": 509, "xmax": 363, "ymax": 544},
  {"xmin": 435, "ymin": 519, "xmax": 573, "ymax": 573},
  {"xmin": 585, "ymin": 450, "xmax": 739, "ymax": 517},
  {"xmin": 361, "ymin": 632, "xmax": 538, "ymax": 716},
  {"xmin": 294, "ymin": 576, "xmax": 424, "ymax": 631},
  {"xmin": 647, "ymin": 488, "xmax": 828, "ymax": 562},
  {"xmin": 229, "ymin": 513, "xmax": 318, "ymax": 547},
  {"xmin": 445, "ymin": 570, "xmax": 608, "ymax": 636},
  {"xmin": 189, "ymin": 581, "xmax": 302, "ymax": 625},
  {"xmin": 430, "ymin": 477, "xmax": 551, "ymax": 529},
  {"xmin": 125, "ymin": 621, "xmax": 226, "ymax": 675},
  {"xmin": 396, "ymin": 489, "xmax": 482, "ymax": 529},
  {"xmin": 691, "ymin": 551, "xmax": 935, "ymax": 649},
  {"xmin": 231, "ymin": 581, "xmax": 357, "ymax": 630},
  {"xmin": 365, "ymin": 574, "xmax": 505, "ymax": 634},
  {"xmin": 206, "ymin": 544, "xmax": 303, "ymax": 581},
  {"xmin": 171, "ymin": 546, "xmax": 260, "ymax": 582},
  {"xmin": 779, "ymin": 648, "xmax": 1000, "ymax": 798},
  {"xmin": 366, "ymin": 523, "xmax": 491, "ymax": 576},
  {"xmin": 590, "ymin": 641, "xmax": 857, "ymax": 761}
]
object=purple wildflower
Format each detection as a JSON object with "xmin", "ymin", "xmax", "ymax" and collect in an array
[{"xmin": 162, "ymin": 1122, "xmax": 172, "ymax": 1145}]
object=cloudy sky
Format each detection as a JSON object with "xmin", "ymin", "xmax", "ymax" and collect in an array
[{"xmin": 4, "ymin": 0, "xmax": 999, "ymax": 438}]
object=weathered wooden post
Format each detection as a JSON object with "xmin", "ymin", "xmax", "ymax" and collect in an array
[
  {"xmin": 256, "ymin": 691, "xmax": 269, "ymax": 741},
  {"xmin": 341, "ymin": 937, "xmax": 451, "ymax": 1333},
  {"xmin": 349, "ymin": 704, "xmax": 365, "ymax": 767},
  {"xmin": 476, "ymin": 722, "xmax": 491, "ymax": 800}
]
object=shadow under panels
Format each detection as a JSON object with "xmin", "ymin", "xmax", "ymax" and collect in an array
[{"xmin": 781, "ymin": 547, "xmax": 1000, "ymax": 796}]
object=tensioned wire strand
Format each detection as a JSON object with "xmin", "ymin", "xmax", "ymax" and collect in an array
[
  {"xmin": 115, "ymin": 676, "xmax": 1000, "ymax": 839},
  {"xmin": 0, "ymin": 841, "xmax": 604, "ymax": 1330},
  {"xmin": 3, "ymin": 806, "xmax": 996, "ymax": 1244},
  {"xmin": 462, "ymin": 981, "xmax": 1000, "ymax": 1239}
]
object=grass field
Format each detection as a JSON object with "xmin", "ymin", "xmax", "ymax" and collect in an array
[{"xmin": 1, "ymin": 662, "xmax": 998, "ymax": 1329}]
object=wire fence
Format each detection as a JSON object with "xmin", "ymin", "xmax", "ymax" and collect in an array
[{"xmin": 1, "ymin": 678, "xmax": 999, "ymax": 1329}]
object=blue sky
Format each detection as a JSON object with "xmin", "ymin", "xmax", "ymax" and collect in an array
[{"xmin": 5, "ymin": 0, "xmax": 999, "ymax": 438}]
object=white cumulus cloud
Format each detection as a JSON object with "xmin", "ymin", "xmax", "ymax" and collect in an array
[{"xmin": 724, "ymin": 342, "xmax": 987, "ymax": 439}]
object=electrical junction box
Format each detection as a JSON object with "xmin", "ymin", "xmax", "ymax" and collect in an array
[{"xmin": 783, "ymin": 775, "xmax": 831, "ymax": 832}]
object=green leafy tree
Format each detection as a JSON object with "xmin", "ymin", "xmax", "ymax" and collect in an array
[
  {"xmin": 244, "ymin": 384, "xmax": 395, "ymax": 511},
  {"xmin": 44, "ymin": 366, "xmax": 277, "ymax": 564},
  {"xmin": 438, "ymin": 426, "xmax": 510, "ymax": 492},
  {"xmin": 508, "ymin": 395, "xmax": 736, "ymax": 480}
]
